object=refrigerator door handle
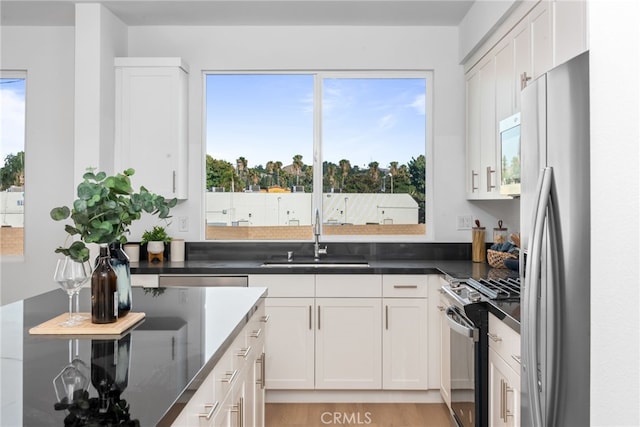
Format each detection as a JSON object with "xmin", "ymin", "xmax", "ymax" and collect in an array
[{"xmin": 524, "ymin": 166, "xmax": 552, "ymax": 427}]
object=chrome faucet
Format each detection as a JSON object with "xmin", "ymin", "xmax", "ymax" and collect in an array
[{"xmin": 314, "ymin": 209, "xmax": 327, "ymax": 260}]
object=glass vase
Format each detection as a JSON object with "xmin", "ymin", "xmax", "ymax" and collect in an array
[{"xmin": 109, "ymin": 242, "xmax": 132, "ymax": 317}]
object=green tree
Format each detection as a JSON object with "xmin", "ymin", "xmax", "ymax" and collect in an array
[
  {"xmin": 206, "ymin": 155, "xmax": 240, "ymax": 191},
  {"xmin": 292, "ymin": 154, "xmax": 304, "ymax": 186},
  {"xmin": 339, "ymin": 159, "xmax": 351, "ymax": 191},
  {"xmin": 0, "ymin": 151, "xmax": 25, "ymax": 190},
  {"xmin": 408, "ymin": 155, "xmax": 426, "ymax": 223}
]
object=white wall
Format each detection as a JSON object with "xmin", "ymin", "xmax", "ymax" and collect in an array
[
  {"xmin": 0, "ymin": 26, "xmax": 75, "ymax": 305},
  {"xmin": 589, "ymin": 0, "xmax": 640, "ymax": 424}
]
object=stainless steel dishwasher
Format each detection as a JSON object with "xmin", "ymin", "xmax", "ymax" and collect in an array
[{"xmin": 158, "ymin": 275, "xmax": 248, "ymax": 287}]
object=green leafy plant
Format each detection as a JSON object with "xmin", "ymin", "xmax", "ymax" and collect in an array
[
  {"xmin": 140, "ymin": 225, "xmax": 172, "ymax": 245},
  {"xmin": 50, "ymin": 168, "xmax": 177, "ymax": 262}
]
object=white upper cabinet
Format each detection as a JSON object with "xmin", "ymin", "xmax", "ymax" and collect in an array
[
  {"xmin": 464, "ymin": 0, "xmax": 587, "ymax": 200},
  {"xmin": 115, "ymin": 57, "xmax": 189, "ymax": 199},
  {"xmin": 553, "ymin": 0, "xmax": 588, "ymax": 66}
]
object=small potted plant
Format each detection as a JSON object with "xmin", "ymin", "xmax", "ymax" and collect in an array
[{"xmin": 141, "ymin": 225, "xmax": 172, "ymax": 263}]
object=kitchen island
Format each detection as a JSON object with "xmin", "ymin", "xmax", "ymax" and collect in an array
[{"xmin": 0, "ymin": 285, "xmax": 267, "ymax": 427}]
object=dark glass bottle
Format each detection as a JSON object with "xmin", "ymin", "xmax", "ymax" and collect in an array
[
  {"xmin": 109, "ymin": 242, "xmax": 132, "ymax": 317},
  {"xmin": 92, "ymin": 244, "xmax": 118, "ymax": 324},
  {"xmin": 91, "ymin": 339, "xmax": 117, "ymax": 414}
]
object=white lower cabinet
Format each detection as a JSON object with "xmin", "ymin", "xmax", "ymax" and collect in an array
[
  {"xmin": 488, "ymin": 313, "xmax": 521, "ymax": 427},
  {"xmin": 249, "ymin": 273, "xmax": 439, "ymax": 394},
  {"xmin": 315, "ymin": 297, "xmax": 382, "ymax": 389},
  {"xmin": 263, "ymin": 297, "xmax": 315, "ymax": 389},
  {"xmin": 171, "ymin": 302, "xmax": 266, "ymax": 427}
]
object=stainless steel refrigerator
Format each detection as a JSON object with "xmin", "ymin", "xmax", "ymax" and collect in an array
[{"xmin": 520, "ymin": 51, "xmax": 590, "ymax": 427}]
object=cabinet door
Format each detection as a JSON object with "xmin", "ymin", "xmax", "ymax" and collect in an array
[
  {"xmin": 315, "ymin": 298, "xmax": 382, "ymax": 389},
  {"xmin": 530, "ymin": 1, "xmax": 552, "ymax": 80},
  {"xmin": 478, "ymin": 55, "xmax": 499, "ymax": 197},
  {"xmin": 495, "ymin": 37, "xmax": 515, "ymax": 123},
  {"xmin": 553, "ymin": 0, "xmax": 588, "ymax": 66},
  {"xmin": 382, "ymin": 298, "xmax": 428, "ymax": 389},
  {"xmin": 489, "ymin": 348, "xmax": 520, "ymax": 427},
  {"xmin": 264, "ymin": 298, "xmax": 315, "ymax": 389},
  {"xmin": 466, "ymin": 69, "xmax": 481, "ymax": 198},
  {"xmin": 513, "ymin": 19, "xmax": 532, "ymax": 111},
  {"xmin": 115, "ymin": 62, "xmax": 188, "ymax": 199}
]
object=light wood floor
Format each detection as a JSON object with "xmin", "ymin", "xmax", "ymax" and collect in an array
[{"xmin": 265, "ymin": 403, "xmax": 452, "ymax": 427}]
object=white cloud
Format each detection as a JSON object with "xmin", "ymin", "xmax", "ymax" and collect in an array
[
  {"xmin": 378, "ymin": 114, "xmax": 397, "ymax": 130},
  {"xmin": 409, "ymin": 94, "xmax": 426, "ymax": 115},
  {"xmin": 0, "ymin": 87, "xmax": 26, "ymax": 160}
]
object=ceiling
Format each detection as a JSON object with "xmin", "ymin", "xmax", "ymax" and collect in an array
[{"xmin": 0, "ymin": 0, "xmax": 475, "ymax": 26}]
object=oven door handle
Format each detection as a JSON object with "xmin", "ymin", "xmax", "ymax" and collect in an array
[{"xmin": 445, "ymin": 307, "xmax": 478, "ymax": 340}]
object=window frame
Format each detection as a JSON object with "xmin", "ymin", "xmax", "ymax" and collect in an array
[{"xmin": 203, "ymin": 70, "xmax": 434, "ymax": 242}]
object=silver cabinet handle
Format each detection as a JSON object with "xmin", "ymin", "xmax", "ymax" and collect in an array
[
  {"xmin": 385, "ymin": 305, "xmax": 389, "ymax": 330},
  {"xmin": 471, "ymin": 170, "xmax": 478, "ymax": 192},
  {"xmin": 172, "ymin": 170, "xmax": 176, "ymax": 193},
  {"xmin": 237, "ymin": 346, "xmax": 251, "ymax": 358},
  {"xmin": 393, "ymin": 284, "xmax": 418, "ymax": 289},
  {"xmin": 250, "ymin": 328, "xmax": 262, "ymax": 338},
  {"xmin": 521, "ymin": 71, "xmax": 532, "ymax": 90},
  {"xmin": 255, "ymin": 351, "xmax": 266, "ymax": 389},
  {"xmin": 486, "ymin": 166, "xmax": 496, "ymax": 192},
  {"xmin": 199, "ymin": 401, "xmax": 219, "ymax": 420},
  {"xmin": 487, "ymin": 332, "xmax": 502, "ymax": 342},
  {"xmin": 511, "ymin": 354, "xmax": 521, "ymax": 365},
  {"xmin": 437, "ymin": 305, "xmax": 446, "ymax": 312},
  {"xmin": 500, "ymin": 379, "xmax": 506, "ymax": 421},
  {"xmin": 308, "ymin": 305, "xmax": 312, "ymax": 330},
  {"xmin": 221, "ymin": 369, "xmax": 238, "ymax": 384},
  {"xmin": 260, "ymin": 315, "xmax": 270, "ymax": 323},
  {"xmin": 317, "ymin": 305, "xmax": 321, "ymax": 330}
]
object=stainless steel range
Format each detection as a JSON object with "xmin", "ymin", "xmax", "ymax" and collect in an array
[{"xmin": 441, "ymin": 275, "xmax": 521, "ymax": 427}]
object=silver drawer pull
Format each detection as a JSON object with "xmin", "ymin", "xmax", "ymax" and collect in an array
[
  {"xmin": 393, "ymin": 284, "xmax": 418, "ymax": 289},
  {"xmin": 511, "ymin": 354, "xmax": 521, "ymax": 365},
  {"xmin": 437, "ymin": 305, "xmax": 446, "ymax": 312},
  {"xmin": 237, "ymin": 346, "xmax": 251, "ymax": 358},
  {"xmin": 221, "ymin": 369, "xmax": 238, "ymax": 383},
  {"xmin": 199, "ymin": 401, "xmax": 219, "ymax": 420},
  {"xmin": 250, "ymin": 328, "xmax": 262, "ymax": 338},
  {"xmin": 487, "ymin": 332, "xmax": 502, "ymax": 342},
  {"xmin": 260, "ymin": 315, "xmax": 270, "ymax": 323}
]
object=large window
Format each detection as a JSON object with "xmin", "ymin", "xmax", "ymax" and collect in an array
[
  {"xmin": 0, "ymin": 74, "xmax": 26, "ymax": 255},
  {"xmin": 205, "ymin": 72, "xmax": 430, "ymax": 241}
]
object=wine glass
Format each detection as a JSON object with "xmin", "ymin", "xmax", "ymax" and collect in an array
[
  {"xmin": 53, "ymin": 339, "xmax": 89, "ymax": 406},
  {"xmin": 54, "ymin": 257, "xmax": 89, "ymax": 327},
  {"xmin": 71, "ymin": 262, "xmax": 92, "ymax": 322}
]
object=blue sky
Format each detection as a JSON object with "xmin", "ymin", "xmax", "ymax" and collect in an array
[
  {"xmin": 0, "ymin": 78, "xmax": 26, "ymax": 162},
  {"xmin": 205, "ymin": 74, "xmax": 426, "ymax": 170}
]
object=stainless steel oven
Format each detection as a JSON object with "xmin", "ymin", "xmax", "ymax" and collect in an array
[
  {"xmin": 441, "ymin": 285, "xmax": 487, "ymax": 427},
  {"xmin": 441, "ymin": 275, "xmax": 520, "ymax": 427}
]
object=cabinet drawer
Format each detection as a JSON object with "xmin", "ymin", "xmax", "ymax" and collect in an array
[
  {"xmin": 488, "ymin": 312, "xmax": 521, "ymax": 373},
  {"xmin": 249, "ymin": 274, "xmax": 314, "ymax": 297},
  {"xmin": 382, "ymin": 275, "xmax": 428, "ymax": 298},
  {"xmin": 316, "ymin": 274, "xmax": 381, "ymax": 297}
]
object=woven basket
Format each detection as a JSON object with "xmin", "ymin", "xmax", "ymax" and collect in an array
[{"xmin": 487, "ymin": 249, "xmax": 517, "ymax": 269}]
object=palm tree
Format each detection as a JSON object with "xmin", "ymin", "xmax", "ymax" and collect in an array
[
  {"xmin": 327, "ymin": 164, "xmax": 337, "ymax": 190},
  {"xmin": 274, "ymin": 161, "xmax": 283, "ymax": 186},
  {"xmin": 339, "ymin": 159, "xmax": 351, "ymax": 191},
  {"xmin": 388, "ymin": 161, "xmax": 399, "ymax": 193},
  {"xmin": 292, "ymin": 154, "xmax": 304, "ymax": 186},
  {"xmin": 368, "ymin": 161, "xmax": 380, "ymax": 183},
  {"xmin": 266, "ymin": 161, "xmax": 275, "ymax": 186}
]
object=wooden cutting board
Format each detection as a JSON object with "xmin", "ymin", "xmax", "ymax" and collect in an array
[{"xmin": 29, "ymin": 312, "xmax": 145, "ymax": 336}]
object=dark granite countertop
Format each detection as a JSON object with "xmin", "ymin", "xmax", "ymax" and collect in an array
[{"xmin": 0, "ymin": 286, "xmax": 267, "ymax": 427}]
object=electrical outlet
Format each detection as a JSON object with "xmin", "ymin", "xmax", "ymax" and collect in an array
[
  {"xmin": 457, "ymin": 215, "xmax": 473, "ymax": 230},
  {"xmin": 178, "ymin": 216, "xmax": 188, "ymax": 232}
]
